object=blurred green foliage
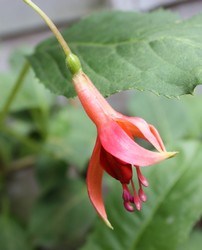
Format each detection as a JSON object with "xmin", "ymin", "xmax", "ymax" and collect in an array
[
  {"xmin": 0, "ymin": 42, "xmax": 202, "ymax": 250},
  {"xmin": 0, "ymin": 50, "xmax": 96, "ymax": 250}
]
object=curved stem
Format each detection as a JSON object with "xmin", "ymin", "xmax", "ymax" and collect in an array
[
  {"xmin": 0, "ymin": 62, "xmax": 30, "ymax": 122},
  {"xmin": 23, "ymin": 0, "xmax": 71, "ymax": 57}
]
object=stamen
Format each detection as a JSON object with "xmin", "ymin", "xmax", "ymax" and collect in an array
[
  {"xmin": 138, "ymin": 186, "xmax": 147, "ymax": 202},
  {"xmin": 122, "ymin": 184, "xmax": 133, "ymax": 201},
  {"xmin": 131, "ymin": 180, "xmax": 142, "ymax": 210},
  {"xmin": 124, "ymin": 201, "xmax": 135, "ymax": 212},
  {"xmin": 137, "ymin": 169, "xmax": 147, "ymax": 202},
  {"xmin": 136, "ymin": 166, "xmax": 149, "ymax": 187},
  {"xmin": 122, "ymin": 184, "xmax": 134, "ymax": 212}
]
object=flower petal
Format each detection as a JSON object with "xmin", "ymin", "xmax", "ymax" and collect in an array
[
  {"xmin": 116, "ymin": 115, "xmax": 164, "ymax": 152},
  {"xmin": 149, "ymin": 124, "xmax": 166, "ymax": 151},
  {"xmin": 87, "ymin": 136, "xmax": 113, "ymax": 229},
  {"xmin": 99, "ymin": 120, "xmax": 174, "ymax": 167}
]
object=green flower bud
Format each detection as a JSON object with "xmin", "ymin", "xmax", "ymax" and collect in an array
[{"xmin": 66, "ymin": 53, "xmax": 82, "ymax": 75}]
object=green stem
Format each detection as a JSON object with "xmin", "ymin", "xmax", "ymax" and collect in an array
[
  {"xmin": 0, "ymin": 62, "xmax": 30, "ymax": 122},
  {"xmin": 23, "ymin": 0, "xmax": 82, "ymax": 74},
  {"xmin": 23, "ymin": 0, "xmax": 71, "ymax": 57},
  {"xmin": 7, "ymin": 155, "xmax": 36, "ymax": 174}
]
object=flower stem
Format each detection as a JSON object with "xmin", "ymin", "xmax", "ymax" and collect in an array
[
  {"xmin": 23, "ymin": 0, "xmax": 71, "ymax": 57},
  {"xmin": 0, "ymin": 62, "xmax": 30, "ymax": 122}
]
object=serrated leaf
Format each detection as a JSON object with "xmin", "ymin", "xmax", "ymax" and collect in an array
[
  {"xmin": 29, "ymin": 10, "xmax": 202, "ymax": 98},
  {"xmin": 0, "ymin": 215, "xmax": 29, "ymax": 250},
  {"xmin": 128, "ymin": 92, "xmax": 202, "ymax": 144},
  {"xmin": 45, "ymin": 104, "xmax": 96, "ymax": 169},
  {"xmin": 29, "ymin": 178, "xmax": 95, "ymax": 249},
  {"xmin": 80, "ymin": 141, "xmax": 202, "ymax": 250}
]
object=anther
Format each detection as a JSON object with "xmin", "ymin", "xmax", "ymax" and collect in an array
[
  {"xmin": 122, "ymin": 185, "xmax": 135, "ymax": 212},
  {"xmin": 138, "ymin": 188, "xmax": 147, "ymax": 202},
  {"xmin": 136, "ymin": 166, "xmax": 149, "ymax": 187},
  {"xmin": 124, "ymin": 201, "xmax": 135, "ymax": 212},
  {"xmin": 131, "ymin": 180, "xmax": 142, "ymax": 210},
  {"xmin": 122, "ymin": 186, "xmax": 133, "ymax": 202}
]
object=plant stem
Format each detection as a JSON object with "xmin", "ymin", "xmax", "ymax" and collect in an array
[
  {"xmin": 7, "ymin": 155, "xmax": 36, "ymax": 173},
  {"xmin": 23, "ymin": 0, "xmax": 71, "ymax": 57},
  {"xmin": 0, "ymin": 62, "xmax": 30, "ymax": 122},
  {"xmin": 23, "ymin": 0, "xmax": 82, "ymax": 74}
]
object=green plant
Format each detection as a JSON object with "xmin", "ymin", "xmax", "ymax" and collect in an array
[{"xmin": 0, "ymin": 1, "xmax": 202, "ymax": 249}]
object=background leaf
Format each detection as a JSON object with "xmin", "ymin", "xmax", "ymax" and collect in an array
[
  {"xmin": 35, "ymin": 156, "xmax": 68, "ymax": 194},
  {"xmin": 0, "ymin": 215, "xmax": 29, "ymax": 250},
  {"xmin": 0, "ymin": 49, "xmax": 54, "ymax": 113},
  {"xmin": 29, "ymin": 178, "xmax": 95, "ymax": 250},
  {"xmin": 45, "ymin": 104, "xmax": 96, "ymax": 169},
  {"xmin": 128, "ymin": 92, "xmax": 202, "ymax": 144},
  {"xmin": 80, "ymin": 141, "xmax": 202, "ymax": 250},
  {"xmin": 29, "ymin": 10, "xmax": 202, "ymax": 98},
  {"xmin": 177, "ymin": 230, "xmax": 202, "ymax": 250}
]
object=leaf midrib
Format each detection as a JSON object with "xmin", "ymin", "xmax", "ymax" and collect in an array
[{"xmin": 129, "ymin": 144, "xmax": 201, "ymax": 250}]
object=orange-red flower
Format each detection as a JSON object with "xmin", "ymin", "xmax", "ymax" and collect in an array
[{"xmin": 73, "ymin": 71, "xmax": 176, "ymax": 229}]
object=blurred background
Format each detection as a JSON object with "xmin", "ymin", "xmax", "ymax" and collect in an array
[{"xmin": 1, "ymin": 1, "xmax": 202, "ymax": 250}]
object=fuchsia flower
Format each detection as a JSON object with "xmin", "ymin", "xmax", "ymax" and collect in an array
[{"xmin": 73, "ymin": 71, "xmax": 176, "ymax": 229}]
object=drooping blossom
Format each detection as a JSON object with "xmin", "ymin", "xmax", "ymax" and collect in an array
[
  {"xmin": 73, "ymin": 70, "xmax": 176, "ymax": 229},
  {"xmin": 21, "ymin": 0, "xmax": 176, "ymax": 229}
]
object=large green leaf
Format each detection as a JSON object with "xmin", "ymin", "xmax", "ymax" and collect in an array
[
  {"xmin": 29, "ymin": 10, "xmax": 202, "ymax": 98},
  {"xmin": 178, "ymin": 230, "xmax": 202, "ymax": 250},
  {"xmin": 80, "ymin": 141, "xmax": 202, "ymax": 250},
  {"xmin": 128, "ymin": 92, "xmax": 202, "ymax": 144},
  {"xmin": 0, "ymin": 215, "xmax": 30, "ymax": 250}
]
